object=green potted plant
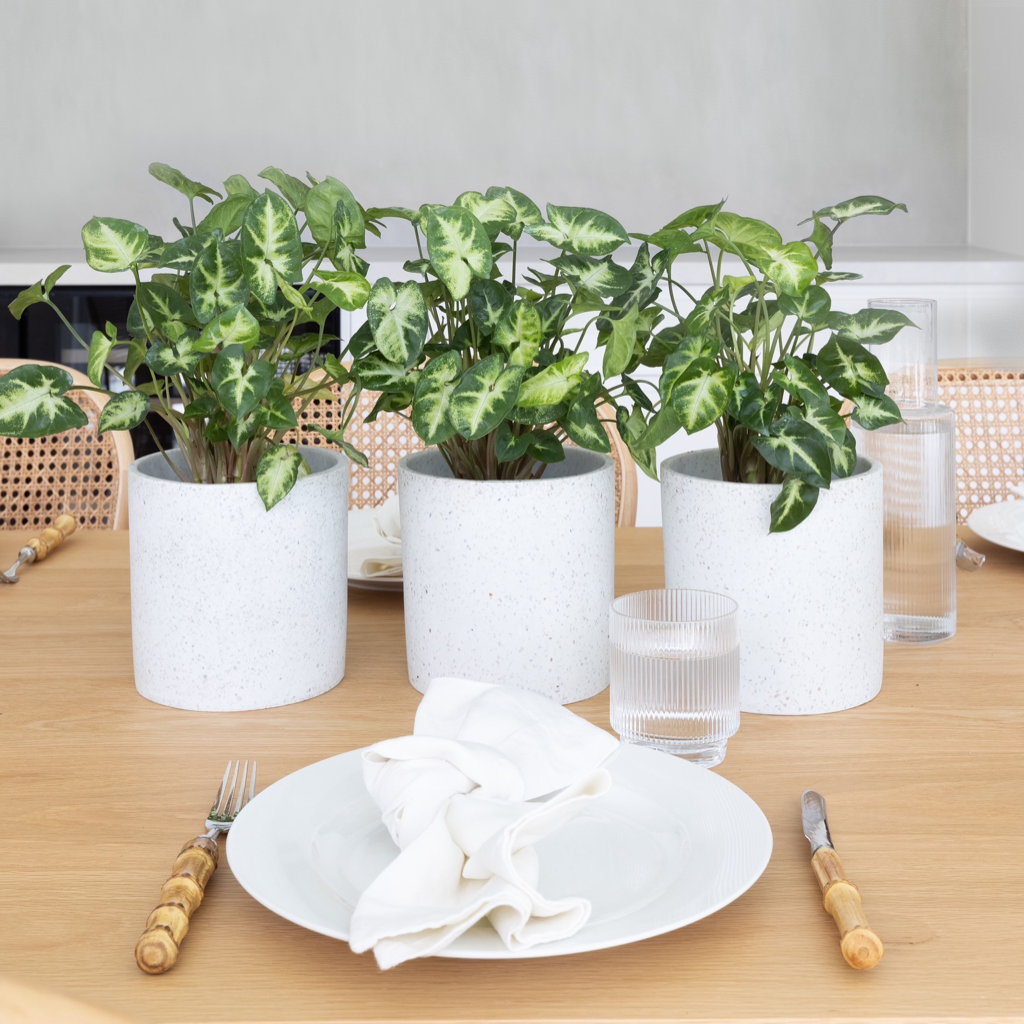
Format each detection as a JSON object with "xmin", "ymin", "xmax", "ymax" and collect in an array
[
  {"xmin": 620, "ymin": 196, "xmax": 911, "ymax": 714},
  {"xmin": 0, "ymin": 163, "xmax": 370, "ymax": 711}
]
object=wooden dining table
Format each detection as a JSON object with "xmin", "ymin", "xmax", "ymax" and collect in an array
[{"xmin": 1, "ymin": 527, "xmax": 1022, "ymax": 1024}]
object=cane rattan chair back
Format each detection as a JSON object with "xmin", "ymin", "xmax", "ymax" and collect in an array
[
  {"xmin": 287, "ymin": 370, "xmax": 638, "ymax": 525},
  {"xmin": 0, "ymin": 359, "xmax": 134, "ymax": 530},
  {"xmin": 937, "ymin": 363, "xmax": 1024, "ymax": 522}
]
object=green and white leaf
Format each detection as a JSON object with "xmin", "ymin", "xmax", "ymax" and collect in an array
[
  {"xmin": 0, "ymin": 364, "xmax": 88, "ymax": 438},
  {"xmin": 97, "ymin": 390, "xmax": 149, "ymax": 434},
  {"xmin": 732, "ymin": 378, "xmax": 782, "ymax": 435},
  {"xmin": 159, "ymin": 233, "xmax": 210, "ymax": 271},
  {"xmin": 551, "ymin": 254, "xmax": 631, "ymax": 297},
  {"xmin": 353, "ymin": 353, "xmax": 420, "ymax": 393},
  {"xmin": 148, "ymin": 163, "xmax": 221, "ymax": 204},
  {"xmin": 563, "ymin": 397, "xmax": 611, "ymax": 453},
  {"xmin": 483, "ymin": 186, "xmax": 543, "ymax": 240},
  {"xmin": 196, "ymin": 302, "xmax": 261, "ymax": 352},
  {"xmin": 313, "ymin": 270, "xmax": 370, "ymax": 311},
  {"xmin": 527, "ymin": 204, "xmax": 629, "ymax": 256},
  {"xmin": 828, "ymin": 427, "xmax": 859, "ymax": 478},
  {"xmin": 211, "ymin": 345, "xmax": 273, "ymax": 418},
  {"xmin": 602, "ymin": 303, "xmax": 639, "ymax": 378},
  {"xmin": 412, "ymin": 350, "xmax": 461, "ymax": 445},
  {"xmin": 817, "ymin": 338, "xmax": 890, "ymax": 398},
  {"xmin": 240, "ymin": 190, "xmax": 303, "ymax": 305},
  {"xmin": 662, "ymin": 201, "xmax": 725, "ymax": 231},
  {"xmin": 633, "ymin": 403, "xmax": 684, "ymax": 449},
  {"xmin": 455, "ymin": 190, "xmax": 516, "ymax": 238},
  {"xmin": 145, "ymin": 330, "xmax": 204, "ymax": 376},
  {"xmin": 190, "ymin": 239, "xmax": 248, "ymax": 323},
  {"xmin": 305, "ymin": 176, "xmax": 364, "ymax": 249},
  {"xmin": 773, "ymin": 355, "xmax": 831, "ymax": 407},
  {"xmin": 367, "ymin": 278, "xmax": 429, "ymax": 366},
  {"xmin": 425, "ymin": 206, "xmax": 493, "ymax": 300},
  {"xmin": 778, "ymin": 284, "xmax": 831, "ymax": 326},
  {"xmin": 527, "ymin": 430, "xmax": 565, "ymax": 463},
  {"xmin": 257, "ymin": 379, "xmax": 298, "ymax": 431},
  {"xmin": 755, "ymin": 241, "xmax": 819, "ymax": 296},
  {"xmin": 81, "ymin": 217, "xmax": 149, "ymax": 272},
  {"xmin": 516, "ymin": 352, "xmax": 588, "ymax": 408},
  {"xmin": 134, "ymin": 282, "xmax": 194, "ymax": 338},
  {"xmin": 196, "ymin": 193, "xmax": 252, "ymax": 236},
  {"xmin": 694, "ymin": 212, "xmax": 781, "ymax": 259},
  {"xmin": 257, "ymin": 167, "xmax": 310, "ymax": 211},
  {"xmin": 256, "ymin": 446, "xmax": 305, "ymax": 511},
  {"xmin": 494, "ymin": 301, "xmax": 542, "ymax": 367},
  {"xmin": 751, "ymin": 420, "xmax": 832, "ymax": 489},
  {"xmin": 851, "ymin": 392, "xmax": 903, "ymax": 429},
  {"xmin": 667, "ymin": 357, "xmax": 736, "ymax": 433},
  {"xmin": 828, "ymin": 308, "xmax": 916, "ymax": 344},
  {"xmin": 302, "ymin": 425, "xmax": 369, "ymax": 467},
  {"xmin": 495, "ymin": 420, "xmax": 532, "ymax": 462},
  {"xmin": 808, "ymin": 196, "xmax": 908, "ymax": 223},
  {"xmin": 448, "ymin": 354, "xmax": 524, "ymax": 440},
  {"xmin": 816, "ymin": 270, "xmax": 862, "ymax": 283},
  {"xmin": 769, "ymin": 476, "xmax": 819, "ymax": 533},
  {"xmin": 87, "ymin": 329, "xmax": 115, "ymax": 386},
  {"xmin": 468, "ymin": 278, "xmax": 512, "ymax": 334}
]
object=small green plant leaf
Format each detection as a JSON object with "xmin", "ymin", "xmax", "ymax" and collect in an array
[
  {"xmin": 468, "ymin": 278, "xmax": 513, "ymax": 335},
  {"xmin": 145, "ymin": 330, "xmax": 204, "ymax": 375},
  {"xmin": 133, "ymin": 281, "xmax": 194, "ymax": 339},
  {"xmin": 817, "ymin": 270, "xmax": 862, "ymax": 283},
  {"xmin": 694, "ymin": 212, "xmax": 781, "ymax": 259},
  {"xmin": 817, "ymin": 338, "xmax": 890, "ymax": 398},
  {"xmin": 494, "ymin": 300, "xmax": 542, "ymax": 368},
  {"xmin": 82, "ymin": 217, "xmax": 149, "ymax": 272},
  {"xmin": 211, "ymin": 344, "xmax": 273, "ymax": 419},
  {"xmin": 807, "ymin": 195, "xmax": 908, "ymax": 223},
  {"xmin": 412, "ymin": 350, "xmax": 462, "ymax": 445},
  {"xmin": 527, "ymin": 204, "xmax": 629, "ymax": 256},
  {"xmin": 755, "ymin": 242, "xmax": 819, "ymax": 296},
  {"xmin": 256, "ymin": 446, "xmax": 305, "ymax": 511},
  {"xmin": 769, "ymin": 476, "xmax": 819, "ymax": 533},
  {"xmin": 806, "ymin": 219, "xmax": 834, "ymax": 270},
  {"xmin": 256, "ymin": 379, "xmax": 298, "ymax": 431},
  {"xmin": 97, "ymin": 390, "xmax": 149, "ymax": 434},
  {"xmin": 87, "ymin": 329, "xmax": 114, "ymax": 386},
  {"xmin": 455, "ymin": 190, "xmax": 516, "ymax": 238},
  {"xmin": 602, "ymin": 303, "xmax": 639, "ymax": 378},
  {"xmin": 633, "ymin": 402, "xmax": 684, "ymax": 449},
  {"xmin": 551, "ymin": 254, "xmax": 631, "ymax": 298},
  {"xmin": 732, "ymin": 378, "xmax": 782, "ymax": 435},
  {"xmin": 516, "ymin": 352, "xmax": 589, "ymax": 407},
  {"xmin": 190, "ymin": 239, "xmax": 249, "ymax": 323},
  {"xmin": 828, "ymin": 427, "xmax": 859, "ymax": 477},
  {"xmin": 773, "ymin": 355, "xmax": 831, "ymax": 407},
  {"xmin": 851, "ymin": 392, "xmax": 903, "ymax": 429},
  {"xmin": 8, "ymin": 282, "xmax": 45, "ymax": 320},
  {"xmin": 313, "ymin": 270, "xmax": 370, "ymax": 311},
  {"xmin": 448, "ymin": 354, "xmax": 524, "ymax": 440},
  {"xmin": 159, "ymin": 234, "xmax": 210, "ymax": 271},
  {"xmin": 240, "ymin": 190, "xmax": 303, "ymax": 305},
  {"xmin": 353, "ymin": 353, "xmax": 420, "ymax": 393},
  {"xmin": 778, "ymin": 284, "xmax": 831, "ymax": 326},
  {"xmin": 425, "ymin": 206, "xmax": 493, "ymax": 300},
  {"xmin": 368, "ymin": 278, "xmax": 429, "ymax": 366},
  {"xmin": 305, "ymin": 176, "xmax": 364, "ymax": 249},
  {"xmin": 0, "ymin": 364, "xmax": 89, "ymax": 438},
  {"xmin": 563, "ymin": 397, "xmax": 611, "ymax": 453},
  {"xmin": 483, "ymin": 186, "xmax": 543, "ymax": 240},
  {"xmin": 751, "ymin": 419, "xmax": 832, "ymax": 489},
  {"xmin": 495, "ymin": 420, "xmax": 532, "ymax": 462},
  {"xmin": 303, "ymin": 424, "xmax": 369, "ymax": 467},
  {"xmin": 196, "ymin": 303, "xmax": 261, "ymax": 352},
  {"xmin": 257, "ymin": 167, "xmax": 310, "ymax": 211},
  {"xmin": 828, "ymin": 308, "xmax": 916, "ymax": 344},
  {"xmin": 196, "ymin": 193, "xmax": 253, "ymax": 236},
  {"xmin": 668, "ymin": 357, "xmax": 736, "ymax": 433},
  {"xmin": 148, "ymin": 163, "xmax": 222, "ymax": 205},
  {"xmin": 527, "ymin": 429, "xmax": 565, "ymax": 463},
  {"xmin": 662, "ymin": 201, "xmax": 725, "ymax": 231}
]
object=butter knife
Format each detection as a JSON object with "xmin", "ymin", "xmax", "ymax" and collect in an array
[{"xmin": 801, "ymin": 790, "xmax": 884, "ymax": 970}]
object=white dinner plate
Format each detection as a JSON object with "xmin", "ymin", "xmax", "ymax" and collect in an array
[
  {"xmin": 968, "ymin": 500, "xmax": 1024, "ymax": 553},
  {"xmin": 347, "ymin": 575, "xmax": 403, "ymax": 592},
  {"xmin": 227, "ymin": 743, "xmax": 772, "ymax": 959}
]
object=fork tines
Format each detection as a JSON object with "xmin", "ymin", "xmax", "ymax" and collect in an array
[{"xmin": 210, "ymin": 759, "xmax": 257, "ymax": 822}]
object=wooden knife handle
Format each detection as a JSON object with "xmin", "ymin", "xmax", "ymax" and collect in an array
[
  {"xmin": 26, "ymin": 514, "xmax": 77, "ymax": 562},
  {"xmin": 134, "ymin": 835, "xmax": 218, "ymax": 975},
  {"xmin": 812, "ymin": 845, "xmax": 884, "ymax": 970}
]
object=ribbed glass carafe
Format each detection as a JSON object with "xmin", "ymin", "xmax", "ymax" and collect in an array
[{"xmin": 609, "ymin": 589, "xmax": 739, "ymax": 767}]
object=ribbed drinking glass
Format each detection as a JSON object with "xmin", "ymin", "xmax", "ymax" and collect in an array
[{"xmin": 609, "ymin": 589, "xmax": 740, "ymax": 767}]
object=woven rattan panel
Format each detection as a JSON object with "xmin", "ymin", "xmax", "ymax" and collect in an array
[
  {"xmin": 289, "ymin": 381, "xmax": 629, "ymax": 519},
  {"xmin": 0, "ymin": 389, "xmax": 123, "ymax": 530},
  {"xmin": 938, "ymin": 367, "xmax": 1024, "ymax": 522}
]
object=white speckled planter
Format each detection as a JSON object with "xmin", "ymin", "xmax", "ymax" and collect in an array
[
  {"xmin": 128, "ymin": 446, "xmax": 348, "ymax": 712},
  {"xmin": 661, "ymin": 449, "xmax": 883, "ymax": 715},
  {"xmin": 398, "ymin": 448, "xmax": 615, "ymax": 704}
]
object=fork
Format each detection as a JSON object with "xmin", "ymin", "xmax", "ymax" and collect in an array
[{"xmin": 135, "ymin": 760, "xmax": 257, "ymax": 975}]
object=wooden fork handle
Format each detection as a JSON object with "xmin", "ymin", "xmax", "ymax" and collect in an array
[
  {"xmin": 811, "ymin": 846, "xmax": 884, "ymax": 970},
  {"xmin": 26, "ymin": 514, "xmax": 77, "ymax": 562},
  {"xmin": 135, "ymin": 835, "xmax": 219, "ymax": 975}
]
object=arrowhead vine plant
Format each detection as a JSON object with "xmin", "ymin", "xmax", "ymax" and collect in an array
[
  {"xmin": 1, "ymin": 163, "xmax": 371, "ymax": 509},
  {"xmin": 357, "ymin": 190, "xmax": 910, "ymax": 529}
]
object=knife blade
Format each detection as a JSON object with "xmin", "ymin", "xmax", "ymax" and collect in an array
[{"xmin": 801, "ymin": 790, "xmax": 883, "ymax": 970}]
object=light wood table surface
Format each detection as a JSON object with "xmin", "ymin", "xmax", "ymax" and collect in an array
[{"xmin": 1, "ymin": 528, "xmax": 1022, "ymax": 1024}]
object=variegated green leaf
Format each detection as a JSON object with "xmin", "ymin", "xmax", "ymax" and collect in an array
[
  {"xmin": 552, "ymin": 254, "xmax": 631, "ymax": 298},
  {"xmin": 227, "ymin": 410, "xmax": 259, "ymax": 450},
  {"xmin": 817, "ymin": 270, "xmax": 862, "ymax": 283},
  {"xmin": 602, "ymin": 304, "xmax": 639, "ymax": 378},
  {"xmin": 694, "ymin": 213, "xmax": 781, "ymax": 259},
  {"xmin": 133, "ymin": 282, "xmax": 194, "ymax": 339},
  {"xmin": 536, "ymin": 294, "xmax": 571, "ymax": 338},
  {"xmin": 82, "ymin": 217, "xmax": 149, "ymax": 272},
  {"xmin": 807, "ymin": 218, "xmax": 834, "ymax": 270},
  {"xmin": 563, "ymin": 397, "xmax": 611, "ymax": 453},
  {"xmin": 668, "ymin": 357, "xmax": 736, "ymax": 433},
  {"xmin": 851, "ymin": 392, "xmax": 903, "ymax": 429},
  {"xmin": 730, "ymin": 375, "xmax": 782, "ymax": 435},
  {"xmin": 97, "ymin": 390, "xmax": 149, "ymax": 434},
  {"xmin": 196, "ymin": 303, "xmax": 261, "ymax": 352},
  {"xmin": 196, "ymin": 194, "xmax": 252, "ymax": 236},
  {"xmin": 367, "ymin": 278, "xmax": 428, "ymax": 366},
  {"xmin": 612, "ymin": 244, "xmax": 663, "ymax": 313},
  {"xmin": 455, "ymin": 190, "xmax": 516, "ymax": 238},
  {"xmin": 159, "ymin": 233, "xmax": 210, "ymax": 271},
  {"xmin": 755, "ymin": 242, "xmax": 819, "ymax": 296},
  {"xmin": 211, "ymin": 344, "xmax": 273, "ymax": 418},
  {"xmin": 494, "ymin": 301, "xmax": 542, "ymax": 367},
  {"xmin": 829, "ymin": 428, "xmax": 859, "ymax": 478},
  {"xmin": 509, "ymin": 401, "xmax": 569, "ymax": 426},
  {"xmin": 190, "ymin": 239, "xmax": 248, "ymax": 323},
  {"xmin": 148, "ymin": 163, "xmax": 221, "ymax": 204},
  {"xmin": 527, "ymin": 204, "xmax": 629, "ymax": 256},
  {"xmin": 256, "ymin": 379, "xmax": 297, "ymax": 431},
  {"xmin": 483, "ymin": 186, "xmax": 542, "ymax": 240},
  {"xmin": 240, "ymin": 190, "xmax": 303, "ymax": 305},
  {"xmin": 257, "ymin": 167, "xmax": 309, "ymax": 211},
  {"xmin": 425, "ymin": 206, "xmax": 492, "ymax": 300},
  {"xmin": 225, "ymin": 174, "xmax": 258, "ymax": 197},
  {"xmin": 256, "ymin": 446, "xmax": 305, "ymax": 511},
  {"xmin": 353, "ymin": 353, "xmax": 420, "ymax": 393},
  {"xmin": 448, "ymin": 355, "xmax": 524, "ymax": 441},
  {"xmin": 87, "ymin": 328, "xmax": 114, "ymax": 386},
  {"xmin": 303, "ymin": 424, "xmax": 369, "ymax": 467},
  {"xmin": 495, "ymin": 420, "xmax": 533, "ymax": 462},
  {"xmin": 662, "ymin": 201, "xmax": 725, "ymax": 231},
  {"xmin": 527, "ymin": 429, "xmax": 565, "ymax": 463},
  {"xmin": 782, "ymin": 400, "xmax": 847, "ymax": 446},
  {"xmin": 752, "ymin": 420, "xmax": 832, "ymax": 489},
  {"xmin": 146, "ymin": 330, "xmax": 204, "ymax": 376},
  {"xmin": 0, "ymin": 364, "xmax": 88, "ymax": 438},
  {"xmin": 412, "ymin": 350, "xmax": 461, "ymax": 445},
  {"xmin": 313, "ymin": 270, "xmax": 370, "ymax": 311},
  {"xmin": 468, "ymin": 278, "xmax": 512, "ymax": 335},
  {"xmin": 773, "ymin": 355, "xmax": 831, "ymax": 408},
  {"xmin": 778, "ymin": 284, "xmax": 831, "ymax": 326},
  {"xmin": 769, "ymin": 476, "xmax": 819, "ymax": 533},
  {"xmin": 634, "ymin": 403, "xmax": 684, "ymax": 450},
  {"xmin": 807, "ymin": 195, "xmax": 908, "ymax": 223},
  {"xmin": 616, "ymin": 404, "xmax": 658, "ymax": 481},
  {"xmin": 306, "ymin": 176, "xmax": 364, "ymax": 249},
  {"xmin": 817, "ymin": 338, "xmax": 890, "ymax": 398},
  {"xmin": 516, "ymin": 352, "xmax": 589, "ymax": 408},
  {"xmin": 828, "ymin": 309, "xmax": 915, "ymax": 344}
]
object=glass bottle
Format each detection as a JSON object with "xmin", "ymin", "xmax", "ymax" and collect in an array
[{"xmin": 851, "ymin": 299, "xmax": 956, "ymax": 644}]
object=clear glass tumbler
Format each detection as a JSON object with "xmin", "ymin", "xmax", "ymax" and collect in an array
[{"xmin": 609, "ymin": 589, "xmax": 740, "ymax": 767}]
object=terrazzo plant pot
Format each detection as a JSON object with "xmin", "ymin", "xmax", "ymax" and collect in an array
[
  {"xmin": 661, "ymin": 449, "xmax": 883, "ymax": 715},
  {"xmin": 127, "ymin": 446, "xmax": 348, "ymax": 712},
  {"xmin": 398, "ymin": 448, "xmax": 615, "ymax": 704}
]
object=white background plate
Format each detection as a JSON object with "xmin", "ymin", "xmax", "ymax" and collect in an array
[
  {"xmin": 347, "ymin": 575, "xmax": 403, "ymax": 592},
  {"xmin": 227, "ymin": 743, "xmax": 772, "ymax": 959},
  {"xmin": 968, "ymin": 501, "xmax": 1024, "ymax": 553}
]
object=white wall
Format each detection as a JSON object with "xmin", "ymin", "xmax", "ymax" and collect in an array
[
  {"xmin": 968, "ymin": 0, "xmax": 1024, "ymax": 255},
  {"xmin": 0, "ymin": 0, "xmax": 967, "ymax": 249}
]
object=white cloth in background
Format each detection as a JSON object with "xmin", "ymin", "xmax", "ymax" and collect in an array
[
  {"xmin": 348, "ymin": 678, "xmax": 619, "ymax": 969},
  {"xmin": 349, "ymin": 493, "xmax": 402, "ymax": 577}
]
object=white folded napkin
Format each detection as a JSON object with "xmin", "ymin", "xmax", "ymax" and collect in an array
[
  {"xmin": 348, "ymin": 678, "xmax": 619, "ymax": 969},
  {"xmin": 349, "ymin": 494, "xmax": 402, "ymax": 578}
]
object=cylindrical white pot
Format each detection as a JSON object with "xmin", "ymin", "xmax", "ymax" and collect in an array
[
  {"xmin": 398, "ymin": 448, "xmax": 615, "ymax": 704},
  {"xmin": 661, "ymin": 449, "xmax": 883, "ymax": 715},
  {"xmin": 128, "ymin": 446, "xmax": 348, "ymax": 712}
]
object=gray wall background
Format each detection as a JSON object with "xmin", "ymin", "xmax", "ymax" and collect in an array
[{"xmin": 0, "ymin": 0, "xmax": 969, "ymax": 250}]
